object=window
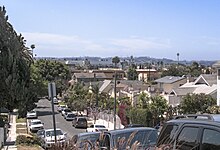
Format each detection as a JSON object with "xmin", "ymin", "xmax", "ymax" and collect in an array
[
  {"xmin": 157, "ymin": 124, "xmax": 178, "ymax": 146},
  {"xmin": 202, "ymin": 129, "xmax": 220, "ymax": 150},
  {"xmin": 176, "ymin": 127, "xmax": 199, "ymax": 150}
]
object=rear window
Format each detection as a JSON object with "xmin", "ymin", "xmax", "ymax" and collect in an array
[
  {"xmin": 212, "ymin": 116, "xmax": 220, "ymax": 122},
  {"xmin": 157, "ymin": 124, "xmax": 178, "ymax": 146},
  {"xmin": 78, "ymin": 118, "xmax": 87, "ymax": 121},
  {"xmin": 95, "ymin": 125, "xmax": 106, "ymax": 128},
  {"xmin": 112, "ymin": 130, "xmax": 158, "ymax": 149}
]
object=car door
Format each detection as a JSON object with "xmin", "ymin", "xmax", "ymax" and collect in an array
[
  {"xmin": 200, "ymin": 126, "xmax": 220, "ymax": 150},
  {"xmin": 174, "ymin": 125, "xmax": 200, "ymax": 150}
]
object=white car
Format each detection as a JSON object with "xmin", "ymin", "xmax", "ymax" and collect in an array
[
  {"xmin": 29, "ymin": 119, "xmax": 44, "ymax": 132},
  {"xmin": 61, "ymin": 108, "xmax": 72, "ymax": 116},
  {"xmin": 86, "ymin": 124, "xmax": 108, "ymax": 132},
  {"xmin": 64, "ymin": 112, "xmax": 76, "ymax": 121},
  {"xmin": 41, "ymin": 128, "xmax": 67, "ymax": 149},
  {"xmin": 57, "ymin": 104, "xmax": 67, "ymax": 112},
  {"xmin": 53, "ymin": 97, "xmax": 59, "ymax": 104},
  {"xmin": 26, "ymin": 110, "xmax": 37, "ymax": 119}
]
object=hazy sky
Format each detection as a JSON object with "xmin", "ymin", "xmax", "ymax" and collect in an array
[{"xmin": 1, "ymin": 0, "xmax": 220, "ymax": 60}]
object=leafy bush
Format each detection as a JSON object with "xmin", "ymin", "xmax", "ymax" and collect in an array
[{"xmin": 16, "ymin": 135, "xmax": 41, "ymax": 146}]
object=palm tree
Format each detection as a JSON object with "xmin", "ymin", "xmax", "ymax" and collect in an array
[{"xmin": 112, "ymin": 56, "xmax": 120, "ymax": 68}]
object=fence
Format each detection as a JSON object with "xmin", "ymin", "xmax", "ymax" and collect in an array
[
  {"xmin": 96, "ymin": 111, "xmax": 124, "ymax": 130},
  {"xmin": 0, "ymin": 128, "xmax": 4, "ymax": 148}
]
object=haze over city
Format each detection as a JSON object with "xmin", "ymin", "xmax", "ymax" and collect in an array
[{"xmin": 1, "ymin": 0, "xmax": 220, "ymax": 60}]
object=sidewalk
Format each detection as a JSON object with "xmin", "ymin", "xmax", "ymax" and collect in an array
[{"xmin": 2, "ymin": 113, "xmax": 17, "ymax": 150}]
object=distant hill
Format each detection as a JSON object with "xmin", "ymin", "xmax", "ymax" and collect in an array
[{"xmin": 36, "ymin": 56, "xmax": 216, "ymax": 66}]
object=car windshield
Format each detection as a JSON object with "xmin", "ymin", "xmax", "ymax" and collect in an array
[
  {"xmin": 68, "ymin": 114, "xmax": 76, "ymax": 117},
  {"xmin": 31, "ymin": 121, "xmax": 42, "ymax": 125},
  {"xmin": 46, "ymin": 130, "xmax": 63, "ymax": 137},
  {"xmin": 29, "ymin": 111, "xmax": 36, "ymax": 113},
  {"xmin": 95, "ymin": 125, "xmax": 105, "ymax": 128},
  {"xmin": 65, "ymin": 109, "xmax": 71, "ymax": 112}
]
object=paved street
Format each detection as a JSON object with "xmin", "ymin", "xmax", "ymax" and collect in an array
[{"xmin": 35, "ymin": 99, "xmax": 85, "ymax": 139}]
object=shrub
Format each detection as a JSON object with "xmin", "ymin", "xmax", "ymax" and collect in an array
[{"xmin": 16, "ymin": 135, "xmax": 41, "ymax": 146}]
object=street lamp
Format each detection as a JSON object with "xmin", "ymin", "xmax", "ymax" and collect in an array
[{"xmin": 113, "ymin": 71, "xmax": 117, "ymax": 130}]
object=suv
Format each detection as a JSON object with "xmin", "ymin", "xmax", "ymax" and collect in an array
[
  {"xmin": 156, "ymin": 119, "xmax": 220, "ymax": 149},
  {"xmin": 29, "ymin": 119, "xmax": 44, "ymax": 132},
  {"xmin": 72, "ymin": 117, "xmax": 87, "ymax": 128}
]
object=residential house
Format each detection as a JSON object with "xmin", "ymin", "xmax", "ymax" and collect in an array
[
  {"xmin": 72, "ymin": 72, "xmax": 107, "ymax": 83},
  {"xmin": 213, "ymin": 61, "xmax": 220, "ymax": 106},
  {"xmin": 99, "ymin": 80, "xmax": 155, "ymax": 106},
  {"xmin": 155, "ymin": 76, "xmax": 187, "ymax": 94},
  {"xmin": 91, "ymin": 69, "xmax": 125, "ymax": 80},
  {"xmin": 167, "ymin": 74, "xmax": 217, "ymax": 106},
  {"xmin": 136, "ymin": 69, "xmax": 160, "ymax": 82}
]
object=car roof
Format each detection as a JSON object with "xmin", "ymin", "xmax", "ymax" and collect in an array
[
  {"xmin": 107, "ymin": 127, "xmax": 156, "ymax": 135},
  {"xmin": 30, "ymin": 119, "xmax": 42, "ymax": 122},
  {"xmin": 78, "ymin": 132, "xmax": 100, "ymax": 137},
  {"xmin": 173, "ymin": 114, "xmax": 220, "ymax": 121},
  {"xmin": 167, "ymin": 118, "xmax": 220, "ymax": 127}
]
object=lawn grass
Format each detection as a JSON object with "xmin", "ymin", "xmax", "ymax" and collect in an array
[
  {"xmin": 16, "ymin": 128, "xmax": 28, "ymax": 134},
  {"xmin": 16, "ymin": 117, "xmax": 26, "ymax": 123},
  {"xmin": 16, "ymin": 124, "xmax": 26, "ymax": 128},
  {"xmin": 17, "ymin": 145, "xmax": 42, "ymax": 150}
]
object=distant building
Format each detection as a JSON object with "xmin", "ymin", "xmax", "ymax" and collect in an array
[
  {"xmin": 72, "ymin": 72, "xmax": 107, "ymax": 83},
  {"xmin": 213, "ymin": 61, "xmax": 220, "ymax": 106},
  {"xmin": 136, "ymin": 69, "xmax": 160, "ymax": 82},
  {"xmin": 155, "ymin": 76, "xmax": 187, "ymax": 94},
  {"xmin": 166, "ymin": 74, "xmax": 217, "ymax": 107},
  {"xmin": 91, "ymin": 69, "xmax": 125, "ymax": 80}
]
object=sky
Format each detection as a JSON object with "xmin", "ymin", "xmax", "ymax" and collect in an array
[{"xmin": 1, "ymin": 0, "xmax": 220, "ymax": 61}]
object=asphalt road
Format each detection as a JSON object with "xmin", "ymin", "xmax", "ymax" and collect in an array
[{"xmin": 35, "ymin": 99, "xmax": 86, "ymax": 139}]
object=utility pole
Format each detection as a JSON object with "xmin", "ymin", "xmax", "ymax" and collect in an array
[
  {"xmin": 48, "ymin": 82, "xmax": 57, "ymax": 143},
  {"xmin": 113, "ymin": 71, "xmax": 117, "ymax": 130}
]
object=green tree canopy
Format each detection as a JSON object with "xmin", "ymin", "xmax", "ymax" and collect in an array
[
  {"xmin": 0, "ymin": 6, "xmax": 37, "ymax": 116},
  {"xmin": 180, "ymin": 93, "xmax": 216, "ymax": 114},
  {"xmin": 127, "ymin": 64, "xmax": 138, "ymax": 80},
  {"xmin": 32, "ymin": 59, "xmax": 71, "ymax": 97}
]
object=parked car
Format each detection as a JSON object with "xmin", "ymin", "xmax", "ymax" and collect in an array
[
  {"xmin": 86, "ymin": 124, "xmax": 107, "ymax": 132},
  {"xmin": 100, "ymin": 127, "xmax": 158, "ymax": 150},
  {"xmin": 75, "ymin": 132, "xmax": 100, "ymax": 149},
  {"xmin": 41, "ymin": 128, "xmax": 67, "ymax": 149},
  {"xmin": 72, "ymin": 117, "xmax": 88, "ymax": 128},
  {"xmin": 53, "ymin": 97, "xmax": 59, "ymax": 104},
  {"xmin": 37, "ymin": 129, "xmax": 45, "ymax": 139},
  {"xmin": 124, "ymin": 124, "xmax": 145, "ymax": 128},
  {"xmin": 86, "ymin": 117, "xmax": 94, "ymax": 127},
  {"xmin": 64, "ymin": 112, "xmax": 77, "ymax": 121},
  {"xmin": 28, "ymin": 119, "xmax": 44, "ymax": 132},
  {"xmin": 61, "ymin": 108, "xmax": 72, "ymax": 116},
  {"xmin": 26, "ymin": 110, "xmax": 37, "ymax": 119},
  {"xmin": 57, "ymin": 104, "xmax": 67, "ymax": 112},
  {"xmin": 156, "ymin": 119, "xmax": 220, "ymax": 149}
]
